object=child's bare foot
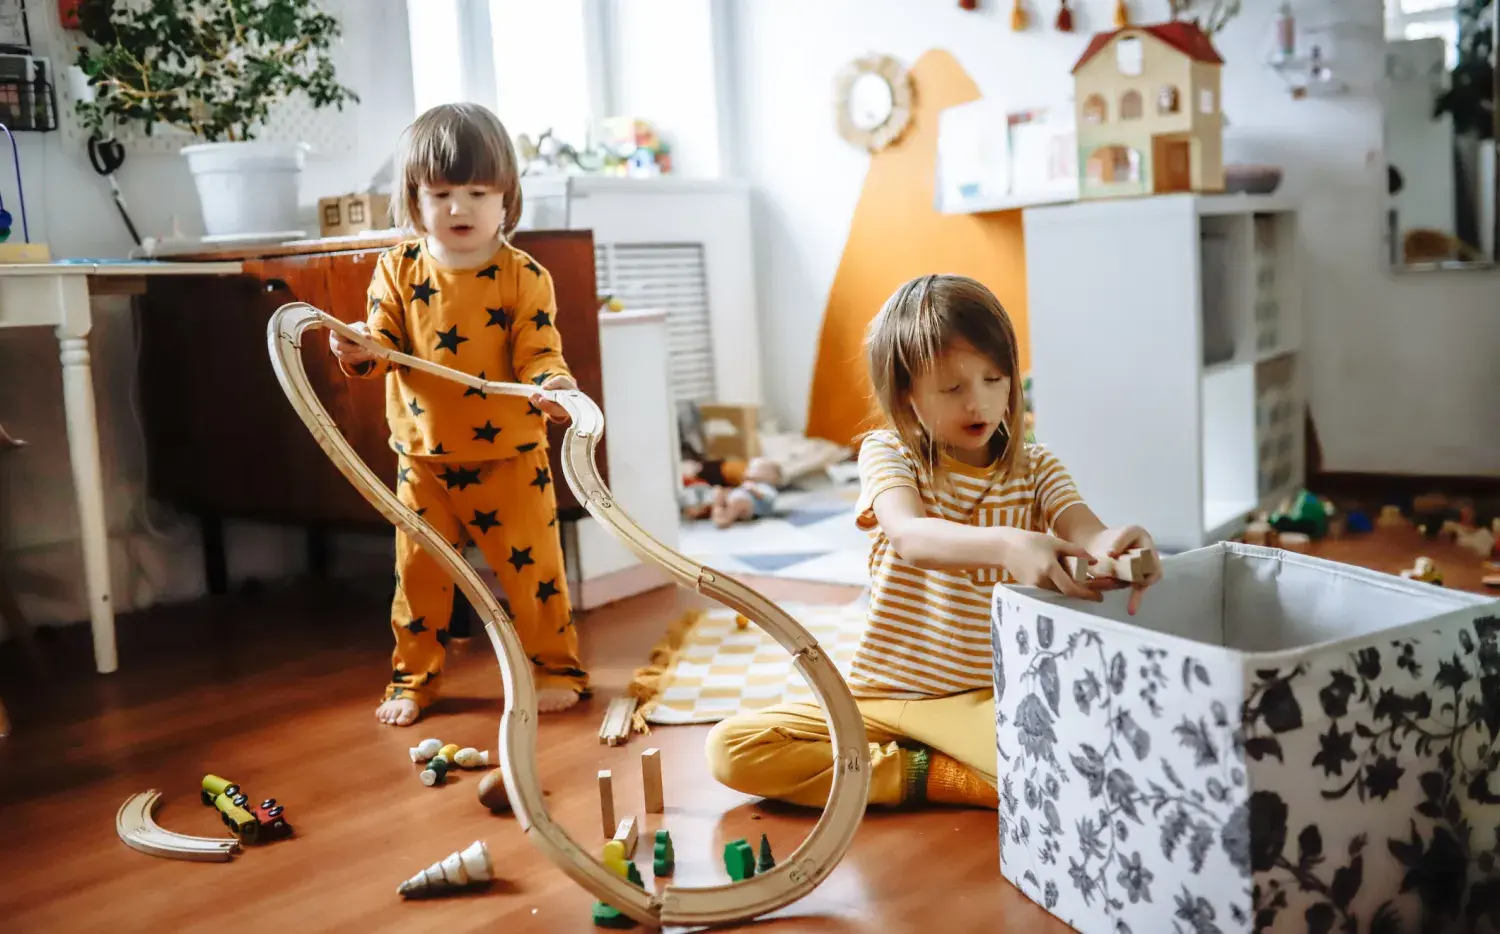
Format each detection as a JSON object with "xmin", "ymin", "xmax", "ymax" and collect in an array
[
  {"xmin": 537, "ymin": 687, "xmax": 580, "ymax": 713},
  {"xmin": 376, "ymin": 697, "xmax": 420, "ymax": 726}
]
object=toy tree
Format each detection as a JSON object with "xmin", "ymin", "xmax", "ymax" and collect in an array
[{"xmin": 70, "ymin": 0, "xmax": 359, "ymax": 142}]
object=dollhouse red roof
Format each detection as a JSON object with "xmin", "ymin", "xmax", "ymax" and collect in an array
[{"xmin": 1071, "ymin": 21, "xmax": 1224, "ymax": 74}]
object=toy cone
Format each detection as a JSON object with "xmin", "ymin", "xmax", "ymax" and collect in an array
[{"xmin": 397, "ymin": 840, "xmax": 493, "ymax": 897}]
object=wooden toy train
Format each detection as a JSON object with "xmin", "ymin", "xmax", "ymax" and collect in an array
[{"xmin": 200, "ymin": 774, "xmax": 292, "ymax": 844}]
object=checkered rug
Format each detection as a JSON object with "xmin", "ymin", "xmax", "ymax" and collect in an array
[{"xmin": 630, "ymin": 600, "xmax": 869, "ymax": 726}]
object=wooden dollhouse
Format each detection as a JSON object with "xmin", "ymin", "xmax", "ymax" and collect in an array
[{"xmin": 1071, "ymin": 21, "xmax": 1227, "ymax": 199}]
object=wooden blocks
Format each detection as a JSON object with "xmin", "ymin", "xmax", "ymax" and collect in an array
[
  {"xmin": 612, "ymin": 816, "xmax": 638, "ymax": 858},
  {"xmin": 641, "ymin": 748, "xmax": 663, "ymax": 814},
  {"xmin": 598, "ymin": 770, "xmax": 614, "ymax": 838},
  {"xmin": 598, "ymin": 696, "xmax": 637, "ymax": 746},
  {"xmin": 1065, "ymin": 548, "xmax": 1161, "ymax": 584}
]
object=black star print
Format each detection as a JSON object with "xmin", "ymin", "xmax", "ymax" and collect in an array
[
  {"xmin": 431, "ymin": 442, "xmax": 448, "ymax": 455},
  {"xmin": 536, "ymin": 578, "xmax": 560, "ymax": 603},
  {"xmin": 368, "ymin": 293, "xmax": 382, "ymax": 312},
  {"xmin": 473, "ymin": 421, "xmax": 501, "ymax": 443},
  {"xmin": 410, "ymin": 278, "xmax": 439, "ymax": 304},
  {"xmin": 530, "ymin": 309, "xmax": 552, "ymax": 329},
  {"xmin": 415, "ymin": 507, "xmax": 427, "ymax": 517},
  {"xmin": 530, "ymin": 467, "xmax": 551, "ymax": 492},
  {"xmin": 391, "ymin": 668, "xmax": 407, "ymax": 684},
  {"xmin": 507, "ymin": 546, "xmax": 535, "ymax": 572},
  {"xmin": 403, "ymin": 244, "xmax": 421, "ymax": 260},
  {"xmin": 379, "ymin": 327, "xmax": 403, "ymax": 348},
  {"xmin": 464, "ymin": 372, "xmax": 488, "ymax": 399},
  {"xmin": 396, "ymin": 464, "xmax": 412, "ymax": 486},
  {"xmin": 439, "ymin": 465, "xmax": 482, "ymax": 490},
  {"xmin": 526, "ymin": 402, "xmax": 544, "ymax": 417},
  {"xmin": 394, "ymin": 441, "xmax": 405, "ymax": 453},
  {"xmin": 524, "ymin": 260, "xmax": 540, "ymax": 276},
  {"xmin": 469, "ymin": 509, "xmax": 501, "ymax": 534},
  {"xmin": 408, "ymin": 397, "xmax": 424, "ymax": 417},
  {"xmin": 486, "ymin": 307, "xmax": 509, "ymax": 329},
  {"xmin": 531, "ymin": 371, "xmax": 552, "ymax": 386},
  {"xmin": 476, "ymin": 263, "xmax": 499, "ymax": 279},
  {"xmin": 548, "ymin": 508, "xmax": 558, "ymax": 528},
  {"xmin": 436, "ymin": 629, "xmax": 452, "ymax": 647},
  {"xmin": 516, "ymin": 442, "xmax": 539, "ymax": 453},
  {"xmin": 434, "ymin": 325, "xmax": 467, "ymax": 354},
  {"xmin": 407, "ymin": 617, "xmax": 428, "ymax": 634},
  {"xmin": 353, "ymin": 360, "xmax": 375, "ymax": 376}
]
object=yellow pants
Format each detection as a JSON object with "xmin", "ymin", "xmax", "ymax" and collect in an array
[
  {"xmin": 387, "ymin": 448, "xmax": 587, "ymax": 707},
  {"xmin": 704, "ymin": 688, "xmax": 996, "ymax": 807}
]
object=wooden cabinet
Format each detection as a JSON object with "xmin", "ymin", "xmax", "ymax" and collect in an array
[{"xmin": 137, "ymin": 231, "xmax": 607, "ymax": 587}]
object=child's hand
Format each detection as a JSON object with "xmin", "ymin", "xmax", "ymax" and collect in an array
[
  {"xmin": 1006, "ymin": 530, "xmax": 1102, "ymax": 602},
  {"xmin": 532, "ymin": 374, "xmax": 577, "ymax": 424},
  {"xmin": 1086, "ymin": 525, "xmax": 1162, "ymax": 615},
  {"xmin": 329, "ymin": 321, "xmax": 375, "ymax": 365}
]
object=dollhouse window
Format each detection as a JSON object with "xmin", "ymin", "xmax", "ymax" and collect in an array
[
  {"xmin": 1120, "ymin": 90, "xmax": 1143, "ymax": 119},
  {"xmin": 1199, "ymin": 88, "xmax": 1216, "ymax": 113},
  {"xmin": 1115, "ymin": 37, "xmax": 1143, "ymax": 76},
  {"xmin": 1086, "ymin": 145, "xmax": 1140, "ymax": 184},
  {"xmin": 1157, "ymin": 85, "xmax": 1180, "ymax": 114},
  {"xmin": 1082, "ymin": 94, "xmax": 1108, "ymax": 124}
]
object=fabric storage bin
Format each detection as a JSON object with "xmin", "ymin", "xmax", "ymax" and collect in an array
[{"xmin": 991, "ymin": 542, "xmax": 1500, "ymax": 934}]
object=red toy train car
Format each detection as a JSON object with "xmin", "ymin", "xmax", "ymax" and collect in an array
[{"xmin": 201, "ymin": 774, "xmax": 292, "ymax": 844}]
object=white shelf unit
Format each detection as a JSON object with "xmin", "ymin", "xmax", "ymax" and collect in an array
[{"xmin": 1024, "ymin": 193, "xmax": 1304, "ymax": 552}]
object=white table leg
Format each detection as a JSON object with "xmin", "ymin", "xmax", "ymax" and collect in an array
[{"xmin": 55, "ymin": 277, "xmax": 117, "ymax": 674}]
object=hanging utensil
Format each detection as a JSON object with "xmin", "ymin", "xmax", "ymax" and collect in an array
[{"xmin": 88, "ymin": 134, "xmax": 142, "ymax": 246}]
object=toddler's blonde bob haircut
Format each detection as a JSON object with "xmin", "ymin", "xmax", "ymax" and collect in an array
[{"xmin": 391, "ymin": 103, "xmax": 522, "ymax": 237}]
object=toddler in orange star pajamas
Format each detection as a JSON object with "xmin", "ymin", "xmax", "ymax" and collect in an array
[{"xmin": 330, "ymin": 103, "xmax": 589, "ymax": 725}]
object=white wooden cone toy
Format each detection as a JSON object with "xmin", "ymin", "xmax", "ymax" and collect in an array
[{"xmin": 397, "ymin": 840, "xmax": 493, "ymax": 897}]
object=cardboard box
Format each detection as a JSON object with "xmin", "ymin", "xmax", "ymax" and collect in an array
[
  {"xmin": 318, "ymin": 193, "xmax": 391, "ymax": 238},
  {"xmin": 697, "ymin": 403, "xmax": 759, "ymax": 461},
  {"xmin": 993, "ymin": 542, "xmax": 1500, "ymax": 933}
]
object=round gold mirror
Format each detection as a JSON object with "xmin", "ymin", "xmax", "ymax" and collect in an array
[{"xmin": 834, "ymin": 54, "xmax": 913, "ymax": 153}]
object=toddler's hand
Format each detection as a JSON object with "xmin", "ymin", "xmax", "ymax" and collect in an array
[
  {"xmin": 1006, "ymin": 530, "xmax": 1102, "ymax": 602},
  {"xmin": 1086, "ymin": 524, "xmax": 1162, "ymax": 615},
  {"xmin": 532, "ymin": 374, "xmax": 577, "ymax": 424},
  {"xmin": 329, "ymin": 321, "xmax": 375, "ymax": 365}
]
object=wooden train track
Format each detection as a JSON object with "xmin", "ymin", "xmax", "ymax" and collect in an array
[
  {"xmin": 266, "ymin": 303, "xmax": 871, "ymax": 927},
  {"xmin": 116, "ymin": 790, "xmax": 240, "ymax": 862}
]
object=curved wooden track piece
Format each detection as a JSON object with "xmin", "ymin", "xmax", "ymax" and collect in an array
[
  {"xmin": 266, "ymin": 303, "xmax": 870, "ymax": 927},
  {"xmin": 117, "ymin": 790, "xmax": 240, "ymax": 862}
]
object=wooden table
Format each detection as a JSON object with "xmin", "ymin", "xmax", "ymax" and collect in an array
[{"xmin": 0, "ymin": 261, "xmax": 242, "ymax": 674}]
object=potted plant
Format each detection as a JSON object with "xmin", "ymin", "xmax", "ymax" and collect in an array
[{"xmin": 70, "ymin": 0, "xmax": 359, "ymax": 239}]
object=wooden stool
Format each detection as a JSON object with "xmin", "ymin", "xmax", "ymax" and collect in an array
[{"xmin": 0, "ymin": 422, "xmax": 38, "ymax": 739}]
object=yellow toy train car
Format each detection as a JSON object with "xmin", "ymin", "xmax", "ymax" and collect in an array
[{"xmin": 200, "ymin": 774, "xmax": 292, "ymax": 844}]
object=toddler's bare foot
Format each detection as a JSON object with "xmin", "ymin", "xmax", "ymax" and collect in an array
[
  {"xmin": 537, "ymin": 687, "xmax": 580, "ymax": 713},
  {"xmin": 376, "ymin": 697, "xmax": 420, "ymax": 726}
]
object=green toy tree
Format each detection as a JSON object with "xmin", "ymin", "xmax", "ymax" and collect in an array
[{"xmin": 70, "ymin": 0, "xmax": 359, "ymax": 142}]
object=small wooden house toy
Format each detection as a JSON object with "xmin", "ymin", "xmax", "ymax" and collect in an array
[
  {"xmin": 317, "ymin": 192, "xmax": 390, "ymax": 238},
  {"xmin": 1070, "ymin": 21, "xmax": 1226, "ymax": 199}
]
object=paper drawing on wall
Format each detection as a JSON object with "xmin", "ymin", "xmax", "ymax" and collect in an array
[{"xmin": 1072, "ymin": 21, "xmax": 1227, "ymax": 199}]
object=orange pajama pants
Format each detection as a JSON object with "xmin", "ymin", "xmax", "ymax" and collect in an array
[{"xmin": 386, "ymin": 448, "xmax": 588, "ymax": 707}]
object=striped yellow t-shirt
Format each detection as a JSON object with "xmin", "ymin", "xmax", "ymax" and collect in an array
[{"xmin": 850, "ymin": 429, "xmax": 1085, "ymax": 699}]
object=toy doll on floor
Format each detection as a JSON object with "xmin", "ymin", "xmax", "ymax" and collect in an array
[{"xmin": 710, "ymin": 457, "xmax": 783, "ymax": 527}]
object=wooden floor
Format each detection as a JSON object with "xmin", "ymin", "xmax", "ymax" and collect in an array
[{"xmin": 0, "ymin": 525, "xmax": 1494, "ymax": 933}]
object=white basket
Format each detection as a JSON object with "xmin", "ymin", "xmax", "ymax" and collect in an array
[{"xmin": 992, "ymin": 542, "xmax": 1500, "ymax": 934}]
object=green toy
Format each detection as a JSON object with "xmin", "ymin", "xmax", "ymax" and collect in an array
[
  {"xmin": 723, "ymin": 838, "xmax": 755, "ymax": 881},
  {"xmin": 591, "ymin": 900, "xmax": 636, "ymax": 929},
  {"xmin": 756, "ymin": 834, "xmax": 775, "ymax": 873},
  {"xmin": 1269, "ymin": 489, "xmax": 1330, "ymax": 539},
  {"xmin": 653, "ymin": 829, "xmax": 675, "ymax": 876}
]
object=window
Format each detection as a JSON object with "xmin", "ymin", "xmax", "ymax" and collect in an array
[
  {"xmin": 1082, "ymin": 94, "xmax": 1108, "ymax": 124},
  {"xmin": 1199, "ymin": 88, "xmax": 1216, "ymax": 114},
  {"xmin": 1157, "ymin": 85, "xmax": 1180, "ymax": 114},
  {"xmin": 1120, "ymin": 90, "xmax": 1143, "ymax": 119},
  {"xmin": 1385, "ymin": 0, "xmax": 1461, "ymax": 68},
  {"xmin": 1086, "ymin": 145, "xmax": 1141, "ymax": 184},
  {"xmin": 1115, "ymin": 37, "xmax": 1143, "ymax": 76}
]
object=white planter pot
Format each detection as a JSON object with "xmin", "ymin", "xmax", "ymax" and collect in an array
[
  {"xmin": 993, "ymin": 542, "xmax": 1500, "ymax": 934},
  {"xmin": 181, "ymin": 141, "xmax": 309, "ymax": 238}
]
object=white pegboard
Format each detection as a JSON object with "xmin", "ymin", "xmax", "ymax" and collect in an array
[{"xmin": 52, "ymin": 0, "xmax": 359, "ymax": 159}]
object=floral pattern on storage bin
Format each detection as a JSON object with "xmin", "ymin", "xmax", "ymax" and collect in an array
[{"xmin": 992, "ymin": 543, "xmax": 1500, "ymax": 934}]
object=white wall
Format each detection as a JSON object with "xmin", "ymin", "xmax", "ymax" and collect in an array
[
  {"xmin": 606, "ymin": 0, "xmax": 723, "ymax": 177},
  {"xmin": 727, "ymin": 0, "xmax": 1500, "ymax": 476},
  {"xmin": 0, "ymin": 0, "xmax": 417, "ymax": 628}
]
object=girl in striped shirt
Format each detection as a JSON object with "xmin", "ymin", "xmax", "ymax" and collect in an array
[{"xmin": 706, "ymin": 274, "xmax": 1161, "ymax": 809}]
